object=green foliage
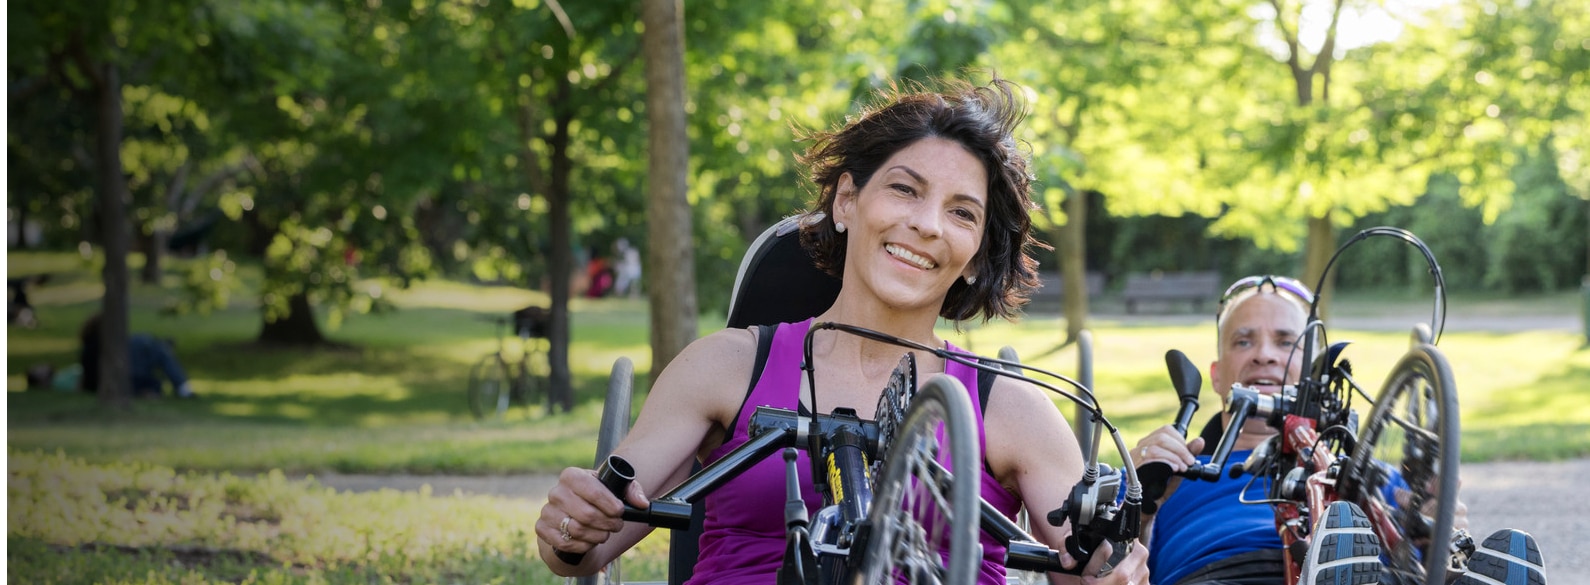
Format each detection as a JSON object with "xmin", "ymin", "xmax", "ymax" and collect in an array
[
  {"xmin": 9, "ymin": 0, "xmax": 1590, "ymax": 344},
  {"xmin": 1485, "ymin": 145, "xmax": 1588, "ymax": 292},
  {"xmin": 1339, "ymin": 152, "xmax": 1586, "ymax": 295}
]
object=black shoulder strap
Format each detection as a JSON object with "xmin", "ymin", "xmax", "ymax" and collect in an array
[
  {"xmin": 976, "ymin": 362, "xmax": 998, "ymax": 476},
  {"xmin": 750, "ymin": 324, "xmax": 777, "ymax": 390},
  {"xmin": 723, "ymin": 324, "xmax": 779, "ymax": 436},
  {"xmin": 977, "ymin": 363, "xmax": 996, "ymax": 415}
]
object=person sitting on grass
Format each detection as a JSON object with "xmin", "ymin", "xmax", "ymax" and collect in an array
[
  {"xmin": 1131, "ymin": 275, "xmax": 1546, "ymax": 585},
  {"xmin": 79, "ymin": 312, "xmax": 197, "ymax": 399}
]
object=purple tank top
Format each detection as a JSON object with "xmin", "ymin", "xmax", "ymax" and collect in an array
[{"xmin": 687, "ymin": 319, "xmax": 1022, "ymax": 585}]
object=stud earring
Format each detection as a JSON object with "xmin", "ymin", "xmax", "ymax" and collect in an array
[
  {"xmin": 965, "ymin": 275, "xmax": 977, "ymax": 285},
  {"xmin": 835, "ymin": 221, "xmax": 847, "ymax": 234}
]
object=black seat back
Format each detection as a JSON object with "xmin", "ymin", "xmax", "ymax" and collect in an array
[{"xmin": 725, "ymin": 214, "xmax": 843, "ymax": 329}]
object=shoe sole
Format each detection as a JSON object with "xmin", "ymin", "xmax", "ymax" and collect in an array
[
  {"xmin": 1455, "ymin": 530, "xmax": 1546, "ymax": 585},
  {"xmin": 1300, "ymin": 501, "xmax": 1382, "ymax": 585}
]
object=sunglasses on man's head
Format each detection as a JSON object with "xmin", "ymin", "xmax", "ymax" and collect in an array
[{"xmin": 1215, "ymin": 275, "xmax": 1315, "ymax": 325}]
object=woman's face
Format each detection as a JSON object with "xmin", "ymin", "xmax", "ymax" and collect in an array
[{"xmin": 832, "ymin": 136, "xmax": 988, "ymax": 312}]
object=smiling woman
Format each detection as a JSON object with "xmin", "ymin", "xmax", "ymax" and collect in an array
[{"xmin": 536, "ymin": 77, "xmax": 1150, "ymax": 585}]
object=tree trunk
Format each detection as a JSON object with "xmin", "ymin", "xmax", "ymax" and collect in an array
[
  {"xmin": 642, "ymin": 0, "xmax": 697, "ymax": 378},
  {"xmin": 547, "ymin": 93, "xmax": 576, "ymax": 413},
  {"xmin": 257, "ymin": 291, "xmax": 327, "ymax": 345},
  {"xmin": 1060, "ymin": 185, "xmax": 1089, "ymax": 343},
  {"xmin": 1303, "ymin": 212, "xmax": 1335, "ymax": 319},
  {"xmin": 139, "ymin": 229, "xmax": 166, "ymax": 284},
  {"xmin": 95, "ymin": 61, "xmax": 132, "ymax": 409}
]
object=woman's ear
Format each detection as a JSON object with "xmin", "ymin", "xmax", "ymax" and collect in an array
[{"xmin": 833, "ymin": 173, "xmax": 857, "ymax": 226}]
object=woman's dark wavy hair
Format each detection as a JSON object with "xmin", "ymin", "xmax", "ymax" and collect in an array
[{"xmin": 798, "ymin": 77, "xmax": 1045, "ymax": 322}]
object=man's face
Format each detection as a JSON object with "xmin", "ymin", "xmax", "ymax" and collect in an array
[{"xmin": 1211, "ymin": 292, "xmax": 1308, "ymax": 433}]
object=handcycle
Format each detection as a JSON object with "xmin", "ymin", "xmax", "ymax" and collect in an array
[
  {"xmin": 467, "ymin": 305, "xmax": 552, "ymax": 420},
  {"xmin": 1139, "ymin": 227, "xmax": 1468, "ymax": 585},
  {"xmin": 566, "ymin": 320, "xmax": 1151, "ymax": 584}
]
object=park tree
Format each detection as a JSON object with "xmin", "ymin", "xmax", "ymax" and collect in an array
[
  {"xmin": 198, "ymin": 0, "xmax": 456, "ymax": 346},
  {"xmin": 986, "ymin": 0, "xmax": 1240, "ymax": 342},
  {"xmin": 1183, "ymin": 0, "xmax": 1542, "ymax": 306},
  {"xmin": 1448, "ymin": 0, "xmax": 1590, "ymax": 280},
  {"xmin": 458, "ymin": 0, "xmax": 644, "ymax": 411},
  {"xmin": 8, "ymin": 0, "xmax": 221, "ymax": 407},
  {"xmin": 641, "ymin": 0, "xmax": 696, "ymax": 373}
]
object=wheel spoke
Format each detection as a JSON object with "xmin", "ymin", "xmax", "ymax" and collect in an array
[
  {"xmin": 1348, "ymin": 344, "xmax": 1459, "ymax": 585},
  {"xmin": 858, "ymin": 377, "xmax": 980, "ymax": 585}
]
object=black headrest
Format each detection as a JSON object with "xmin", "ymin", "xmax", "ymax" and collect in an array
[{"xmin": 725, "ymin": 216, "xmax": 843, "ymax": 329}]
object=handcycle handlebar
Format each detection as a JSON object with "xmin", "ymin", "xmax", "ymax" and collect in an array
[
  {"xmin": 589, "ymin": 403, "xmax": 1110, "ymax": 578},
  {"xmin": 1137, "ymin": 350, "xmax": 1205, "ymax": 512}
]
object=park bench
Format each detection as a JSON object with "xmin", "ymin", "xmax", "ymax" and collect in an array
[
  {"xmin": 1121, "ymin": 270, "xmax": 1221, "ymax": 314},
  {"xmin": 1027, "ymin": 270, "xmax": 1106, "ymax": 313}
]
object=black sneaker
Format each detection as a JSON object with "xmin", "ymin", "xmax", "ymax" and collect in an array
[
  {"xmin": 1455, "ymin": 529, "xmax": 1546, "ymax": 585},
  {"xmin": 1300, "ymin": 501, "xmax": 1382, "ymax": 585}
]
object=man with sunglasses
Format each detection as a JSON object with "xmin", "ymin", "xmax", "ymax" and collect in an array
[{"xmin": 1131, "ymin": 276, "xmax": 1546, "ymax": 585}]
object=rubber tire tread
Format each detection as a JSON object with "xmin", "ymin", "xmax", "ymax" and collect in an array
[
  {"xmin": 1347, "ymin": 343, "xmax": 1460, "ymax": 585},
  {"xmin": 857, "ymin": 375, "xmax": 982, "ymax": 585}
]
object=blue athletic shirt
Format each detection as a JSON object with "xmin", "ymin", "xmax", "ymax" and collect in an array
[{"xmin": 1146, "ymin": 450, "xmax": 1407, "ymax": 585}]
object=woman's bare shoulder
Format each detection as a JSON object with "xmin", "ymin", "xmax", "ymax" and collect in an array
[{"xmin": 648, "ymin": 326, "xmax": 763, "ymax": 408}]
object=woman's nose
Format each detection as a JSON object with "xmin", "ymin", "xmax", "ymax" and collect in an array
[{"xmin": 908, "ymin": 207, "xmax": 942, "ymax": 238}]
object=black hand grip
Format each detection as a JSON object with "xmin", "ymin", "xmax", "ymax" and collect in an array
[
  {"xmin": 1164, "ymin": 349, "xmax": 1202, "ymax": 435},
  {"xmin": 1136, "ymin": 462, "xmax": 1174, "ymax": 514},
  {"xmin": 555, "ymin": 455, "xmax": 637, "ymax": 566},
  {"xmin": 1139, "ymin": 350, "xmax": 1204, "ymax": 513}
]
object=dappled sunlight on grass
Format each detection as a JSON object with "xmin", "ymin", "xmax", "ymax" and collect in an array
[
  {"xmin": 8, "ymin": 451, "xmax": 568, "ymax": 583},
  {"xmin": 384, "ymin": 279, "xmax": 548, "ymax": 312}
]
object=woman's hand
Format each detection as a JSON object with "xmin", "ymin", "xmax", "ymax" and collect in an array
[
  {"xmin": 1133, "ymin": 424, "xmax": 1203, "ymax": 475},
  {"xmin": 536, "ymin": 466, "xmax": 649, "ymax": 575},
  {"xmin": 1061, "ymin": 537, "xmax": 1150, "ymax": 585}
]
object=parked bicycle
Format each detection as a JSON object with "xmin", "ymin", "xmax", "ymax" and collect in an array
[
  {"xmin": 1141, "ymin": 227, "xmax": 1465, "ymax": 585},
  {"xmin": 467, "ymin": 305, "xmax": 552, "ymax": 420}
]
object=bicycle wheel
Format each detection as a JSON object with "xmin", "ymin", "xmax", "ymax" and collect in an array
[
  {"xmin": 467, "ymin": 354, "xmax": 511, "ymax": 420},
  {"xmin": 511, "ymin": 357, "xmax": 539, "ymax": 416},
  {"xmin": 1344, "ymin": 343, "xmax": 1460, "ymax": 585},
  {"xmin": 855, "ymin": 375, "xmax": 982, "ymax": 585}
]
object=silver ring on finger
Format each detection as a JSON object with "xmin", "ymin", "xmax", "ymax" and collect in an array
[{"xmin": 559, "ymin": 516, "xmax": 573, "ymax": 541}]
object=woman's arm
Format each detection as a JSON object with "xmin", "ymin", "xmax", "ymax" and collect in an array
[
  {"xmin": 984, "ymin": 376, "xmax": 1149, "ymax": 585},
  {"xmin": 537, "ymin": 327, "xmax": 758, "ymax": 576}
]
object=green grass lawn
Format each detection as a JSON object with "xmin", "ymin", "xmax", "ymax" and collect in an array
[
  {"xmin": 7, "ymin": 450, "xmax": 672, "ymax": 584},
  {"xmin": 8, "ymin": 250, "xmax": 1589, "ymax": 583},
  {"xmin": 11, "ymin": 257, "xmax": 1586, "ymax": 474}
]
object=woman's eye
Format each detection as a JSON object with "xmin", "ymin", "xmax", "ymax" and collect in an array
[
  {"xmin": 952, "ymin": 208, "xmax": 977, "ymax": 221},
  {"xmin": 891, "ymin": 183, "xmax": 916, "ymax": 196}
]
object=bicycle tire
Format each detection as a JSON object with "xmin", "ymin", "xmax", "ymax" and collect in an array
[
  {"xmin": 512, "ymin": 357, "xmax": 539, "ymax": 416},
  {"xmin": 467, "ymin": 354, "xmax": 511, "ymax": 420},
  {"xmin": 1344, "ymin": 343, "xmax": 1460, "ymax": 585},
  {"xmin": 855, "ymin": 375, "xmax": 982, "ymax": 585}
]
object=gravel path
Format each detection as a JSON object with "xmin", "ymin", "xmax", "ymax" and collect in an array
[{"xmin": 308, "ymin": 457, "xmax": 1589, "ymax": 584}]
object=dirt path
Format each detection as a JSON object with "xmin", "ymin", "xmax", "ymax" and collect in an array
[{"xmin": 306, "ymin": 457, "xmax": 1589, "ymax": 584}]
